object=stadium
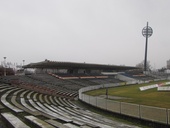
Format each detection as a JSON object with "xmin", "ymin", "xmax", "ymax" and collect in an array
[{"xmin": 0, "ymin": 59, "xmax": 170, "ymax": 128}]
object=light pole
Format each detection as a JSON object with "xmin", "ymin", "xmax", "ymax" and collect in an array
[
  {"xmin": 23, "ymin": 60, "xmax": 25, "ymax": 66},
  {"xmin": 142, "ymin": 22, "xmax": 153, "ymax": 71},
  {"xmin": 3, "ymin": 57, "xmax": 6, "ymax": 76}
]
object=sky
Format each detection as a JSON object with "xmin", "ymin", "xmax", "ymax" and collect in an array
[{"xmin": 0, "ymin": 0, "xmax": 170, "ymax": 69}]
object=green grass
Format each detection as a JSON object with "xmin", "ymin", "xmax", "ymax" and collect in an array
[{"xmin": 85, "ymin": 80, "xmax": 170, "ymax": 108}]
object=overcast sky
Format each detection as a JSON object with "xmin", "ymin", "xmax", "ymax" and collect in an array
[{"xmin": 0, "ymin": 0, "xmax": 170, "ymax": 69}]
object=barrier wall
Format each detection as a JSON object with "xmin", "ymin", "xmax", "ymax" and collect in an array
[
  {"xmin": 97, "ymin": 97, "xmax": 106, "ymax": 109},
  {"xmin": 89, "ymin": 96, "xmax": 97, "ymax": 107},
  {"xmin": 168, "ymin": 109, "xmax": 170, "ymax": 124},
  {"xmin": 83, "ymin": 94, "xmax": 89, "ymax": 104},
  {"xmin": 140, "ymin": 105, "xmax": 167, "ymax": 124},
  {"xmin": 121, "ymin": 102, "xmax": 140, "ymax": 118},
  {"xmin": 106, "ymin": 100, "xmax": 120, "ymax": 113},
  {"xmin": 79, "ymin": 82, "xmax": 170, "ymax": 125}
]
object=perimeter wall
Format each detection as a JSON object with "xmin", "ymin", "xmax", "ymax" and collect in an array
[{"xmin": 79, "ymin": 80, "xmax": 170, "ymax": 125}]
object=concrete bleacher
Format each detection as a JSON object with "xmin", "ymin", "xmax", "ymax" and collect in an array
[
  {"xmin": 0, "ymin": 74, "xmax": 140, "ymax": 128},
  {"xmin": 49, "ymin": 96, "xmax": 58, "ymax": 105},
  {"xmin": 25, "ymin": 115, "xmax": 55, "ymax": 128},
  {"xmin": 20, "ymin": 90, "xmax": 30, "ymax": 97},
  {"xmin": 1, "ymin": 112, "xmax": 30, "ymax": 128},
  {"xmin": 28, "ymin": 99, "xmax": 56, "ymax": 119},
  {"xmin": 11, "ymin": 95, "xmax": 32, "ymax": 114},
  {"xmin": 1, "ymin": 89, "xmax": 24, "ymax": 113},
  {"xmin": 45, "ymin": 119, "xmax": 70, "ymax": 128},
  {"xmin": 20, "ymin": 98, "xmax": 40, "ymax": 116},
  {"xmin": 123, "ymin": 70, "xmax": 156, "ymax": 81},
  {"xmin": 22, "ymin": 75, "xmax": 78, "ymax": 98},
  {"xmin": 44, "ymin": 95, "xmax": 51, "ymax": 104},
  {"xmin": 0, "ymin": 74, "xmax": 123, "ymax": 97}
]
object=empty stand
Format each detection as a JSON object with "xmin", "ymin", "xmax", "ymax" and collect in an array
[
  {"xmin": 0, "ymin": 73, "xmax": 140, "ymax": 128},
  {"xmin": 1, "ymin": 112, "xmax": 30, "ymax": 128},
  {"xmin": 25, "ymin": 115, "xmax": 55, "ymax": 128}
]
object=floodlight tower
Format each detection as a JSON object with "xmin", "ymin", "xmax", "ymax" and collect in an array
[
  {"xmin": 3, "ymin": 57, "xmax": 6, "ymax": 76},
  {"xmin": 23, "ymin": 60, "xmax": 25, "ymax": 66},
  {"xmin": 142, "ymin": 22, "xmax": 153, "ymax": 71}
]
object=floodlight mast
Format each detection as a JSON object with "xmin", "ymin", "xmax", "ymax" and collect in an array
[
  {"xmin": 144, "ymin": 22, "xmax": 149, "ymax": 71},
  {"xmin": 142, "ymin": 22, "xmax": 153, "ymax": 71},
  {"xmin": 3, "ymin": 57, "xmax": 6, "ymax": 76}
]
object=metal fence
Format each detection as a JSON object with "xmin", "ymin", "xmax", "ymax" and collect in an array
[{"xmin": 79, "ymin": 82, "xmax": 170, "ymax": 125}]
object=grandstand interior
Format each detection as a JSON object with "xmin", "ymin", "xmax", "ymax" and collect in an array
[{"xmin": 0, "ymin": 60, "xmax": 168, "ymax": 128}]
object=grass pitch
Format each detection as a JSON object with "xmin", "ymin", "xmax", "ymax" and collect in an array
[{"xmin": 85, "ymin": 80, "xmax": 170, "ymax": 108}]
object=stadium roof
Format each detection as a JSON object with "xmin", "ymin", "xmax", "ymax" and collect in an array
[{"xmin": 23, "ymin": 60, "xmax": 138, "ymax": 71}]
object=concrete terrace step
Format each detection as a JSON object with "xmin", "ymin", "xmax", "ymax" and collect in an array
[
  {"xmin": 45, "ymin": 119, "xmax": 70, "ymax": 128},
  {"xmin": 27, "ymin": 91, "xmax": 34, "ymax": 99},
  {"xmin": 13, "ymin": 88, "xmax": 25, "ymax": 96},
  {"xmin": 43, "ymin": 103, "xmax": 72, "ymax": 122},
  {"xmin": 49, "ymin": 96, "xmax": 58, "ymax": 105},
  {"xmin": 44, "ymin": 95, "xmax": 51, "ymax": 104},
  {"xmin": 20, "ymin": 98, "xmax": 40, "ymax": 116},
  {"xmin": 39, "ymin": 93, "xmax": 44, "ymax": 103},
  {"xmin": 0, "ymin": 86, "xmax": 16, "ymax": 92},
  {"xmin": 35, "ymin": 101, "xmax": 71, "ymax": 120},
  {"xmin": 64, "ymin": 123, "xmax": 80, "ymax": 128},
  {"xmin": 54, "ymin": 96, "xmax": 64, "ymax": 106},
  {"xmin": 63, "ymin": 98, "xmax": 79, "ymax": 108},
  {"xmin": 58, "ymin": 97, "xmax": 70, "ymax": 106},
  {"xmin": 0, "ymin": 83, "xmax": 138, "ymax": 128},
  {"xmin": 28, "ymin": 99, "xmax": 55, "ymax": 119},
  {"xmin": 1, "ymin": 112, "xmax": 30, "ymax": 128},
  {"xmin": 20, "ymin": 90, "xmax": 30, "ymax": 97},
  {"xmin": 11, "ymin": 95, "xmax": 40, "ymax": 116},
  {"xmin": 33, "ymin": 92, "xmax": 38, "ymax": 101},
  {"xmin": 1, "ymin": 89, "xmax": 23, "ymax": 113},
  {"xmin": 25, "ymin": 115, "xmax": 55, "ymax": 128},
  {"xmin": 50, "ymin": 105, "xmax": 98, "ymax": 127}
]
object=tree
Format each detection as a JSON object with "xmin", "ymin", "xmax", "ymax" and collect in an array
[{"xmin": 136, "ymin": 60, "xmax": 151, "ymax": 71}]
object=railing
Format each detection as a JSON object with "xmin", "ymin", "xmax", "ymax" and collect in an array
[{"xmin": 79, "ymin": 81, "xmax": 170, "ymax": 125}]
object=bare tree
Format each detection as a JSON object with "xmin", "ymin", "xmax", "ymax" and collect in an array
[{"xmin": 136, "ymin": 60, "xmax": 151, "ymax": 71}]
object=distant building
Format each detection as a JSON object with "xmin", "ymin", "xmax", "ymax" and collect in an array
[{"xmin": 0, "ymin": 67, "xmax": 15, "ymax": 76}]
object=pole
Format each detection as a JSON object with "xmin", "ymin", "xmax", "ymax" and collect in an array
[
  {"xmin": 23, "ymin": 60, "xmax": 25, "ymax": 66},
  {"xmin": 106, "ymin": 88, "xmax": 108, "ymax": 99},
  {"xmin": 144, "ymin": 22, "xmax": 148, "ymax": 71},
  {"xmin": 4, "ymin": 57, "xmax": 6, "ymax": 76}
]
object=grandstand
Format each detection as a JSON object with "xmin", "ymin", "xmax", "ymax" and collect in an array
[{"xmin": 0, "ymin": 60, "xmax": 165, "ymax": 127}]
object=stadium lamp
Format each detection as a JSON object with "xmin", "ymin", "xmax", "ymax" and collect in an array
[{"xmin": 142, "ymin": 22, "xmax": 153, "ymax": 71}]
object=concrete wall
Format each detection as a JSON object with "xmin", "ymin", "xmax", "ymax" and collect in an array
[
  {"xmin": 106, "ymin": 100, "xmax": 120, "ymax": 113},
  {"xmin": 79, "ymin": 82, "xmax": 170, "ymax": 125},
  {"xmin": 121, "ymin": 102, "xmax": 140, "ymax": 118},
  {"xmin": 96, "ymin": 97, "xmax": 106, "ymax": 109},
  {"xmin": 140, "ymin": 105, "xmax": 168, "ymax": 124},
  {"xmin": 89, "ymin": 96, "xmax": 97, "ymax": 107}
]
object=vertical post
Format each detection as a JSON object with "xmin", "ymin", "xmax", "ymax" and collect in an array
[
  {"xmin": 144, "ymin": 22, "xmax": 148, "ymax": 71},
  {"xmin": 23, "ymin": 60, "xmax": 25, "ymax": 66},
  {"xmin": 3, "ymin": 57, "xmax": 6, "ymax": 76},
  {"xmin": 166, "ymin": 109, "xmax": 168, "ymax": 125},
  {"xmin": 106, "ymin": 87, "xmax": 108, "ymax": 99}
]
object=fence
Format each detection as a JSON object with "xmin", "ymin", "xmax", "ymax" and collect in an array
[{"xmin": 79, "ymin": 82, "xmax": 170, "ymax": 125}]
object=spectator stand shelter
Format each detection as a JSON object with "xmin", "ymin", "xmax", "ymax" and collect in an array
[{"xmin": 23, "ymin": 60, "xmax": 138, "ymax": 75}]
